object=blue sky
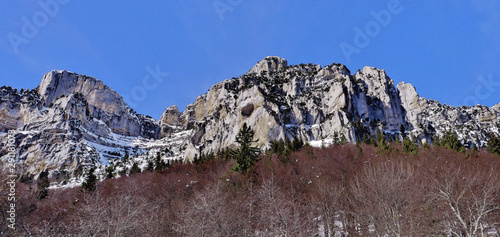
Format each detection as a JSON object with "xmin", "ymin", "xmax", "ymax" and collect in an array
[{"xmin": 1, "ymin": 1, "xmax": 500, "ymax": 119}]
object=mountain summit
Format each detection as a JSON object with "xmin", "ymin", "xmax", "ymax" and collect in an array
[{"xmin": 1, "ymin": 57, "xmax": 499, "ymax": 182}]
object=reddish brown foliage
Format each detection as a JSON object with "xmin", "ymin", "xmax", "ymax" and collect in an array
[{"xmin": 0, "ymin": 143, "xmax": 499, "ymax": 236}]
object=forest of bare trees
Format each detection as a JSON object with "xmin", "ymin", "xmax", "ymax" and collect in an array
[{"xmin": 1, "ymin": 143, "xmax": 499, "ymax": 236}]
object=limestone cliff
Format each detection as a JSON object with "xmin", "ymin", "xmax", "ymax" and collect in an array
[{"xmin": 1, "ymin": 57, "xmax": 499, "ymax": 182}]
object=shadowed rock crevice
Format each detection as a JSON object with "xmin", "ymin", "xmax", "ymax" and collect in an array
[{"xmin": 241, "ymin": 103, "xmax": 255, "ymax": 117}]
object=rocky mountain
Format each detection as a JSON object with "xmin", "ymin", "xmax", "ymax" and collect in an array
[{"xmin": 1, "ymin": 56, "xmax": 499, "ymax": 183}]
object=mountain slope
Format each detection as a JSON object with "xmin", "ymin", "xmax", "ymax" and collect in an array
[{"xmin": 1, "ymin": 56, "xmax": 499, "ymax": 182}]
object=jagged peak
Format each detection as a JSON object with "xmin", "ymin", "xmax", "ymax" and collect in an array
[
  {"xmin": 38, "ymin": 70, "xmax": 105, "ymax": 103},
  {"xmin": 37, "ymin": 70, "xmax": 128, "ymax": 114},
  {"xmin": 159, "ymin": 105, "xmax": 181, "ymax": 128},
  {"xmin": 492, "ymin": 103, "xmax": 500, "ymax": 110},
  {"xmin": 397, "ymin": 81, "xmax": 420, "ymax": 100},
  {"xmin": 162, "ymin": 105, "xmax": 180, "ymax": 115},
  {"xmin": 397, "ymin": 81, "xmax": 415, "ymax": 90},
  {"xmin": 247, "ymin": 56, "xmax": 288, "ymax": 74},
  {"xmin": 52, "ymin": 69, "xmax": 76, "ymax": 74},
  {"xmin": 359, "ymin": 66, "xmax": 387, "ymax": 77},
  {"xmin": 319, "ymin": 63, "xmax": 350, "ymax": 77},
  {"xmin": 41, "ymin": 70, "xmax": 103, "ymax": 87}
]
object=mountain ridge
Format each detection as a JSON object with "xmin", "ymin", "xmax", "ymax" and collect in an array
[{"xmin": 1, "ymin": 56, "xmax": 499, "ymax": 183}]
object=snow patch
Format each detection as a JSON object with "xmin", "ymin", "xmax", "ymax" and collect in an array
[{"xmin": 309, "ymin": 138, "xmax": 334, "ymax": 148}]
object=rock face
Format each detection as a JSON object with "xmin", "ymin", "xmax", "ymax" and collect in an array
[
  {"xmin": 248, "ymin": 56, "xmax": 288, "ymax": 74},
  {"xmin": 156, "ymin": 57, "xmax": 500, "ymax": 161},
  {"xmin": 38, "ymin": 70, "xmax": 159, "ymax": 138},
  {"xmin": 0, "ymin": 70, "xmax": 160, "ymax": 179},
  {"xmin": 1, "ymin": 57, "xmax": 500, "ymax": 181},
  {"xmin": 0, "ymin": 87, "xmax": 42, "ymax": 132}
]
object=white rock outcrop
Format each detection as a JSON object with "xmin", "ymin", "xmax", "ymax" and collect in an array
[{"xmin": 1, "ymin": 57, "xmax": 499, "ymax": 181}]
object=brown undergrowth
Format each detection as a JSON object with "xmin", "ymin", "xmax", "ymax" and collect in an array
[{"xmin": 1, "ymin": 143, "xmax": 499, "ymax": 236}]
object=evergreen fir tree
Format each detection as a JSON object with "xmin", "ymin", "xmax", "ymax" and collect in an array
[
  {"xmin": 487, "ymin": 133, "xmax": 500, "ymax": 156},
  {"xmin": 440, "ymin": 131, "xmax": 463, "ymax": 152},
  {"xmin": 37, "ymin": 170, "xmax": 50, "ymax": 200},
  {"xmin": 362, "ymin": 133, "xmax": 371, "ymax": 145},
  {"xmin": 82, "ymin": 167, "xmax": 97, "ymax": 193},
  {"xmin": 333, "ymin": 131, "xmax": 340, "ymax": 145},
  {"xmin": 105, "ymin": 166, "xmax": 114, "ymax": 179},
  {"xmin": 403, "ymin": 137, "xmax": 418, "ymax": 155},
  {"xmin": 292, "ymin": 137, "xmax": 304, "ymax": 151},
  {"xmin": 376, "ymin": 128, "xmax": 389, "ymax": 151},
  {"xmin": 355, "ymin": 138, "xmax": 363, "ymax": 156},
  {"xmin": 432, "ymin": 135, "xmax": 441, "ymax": 146},
  {"xmin": 146, "ymin": 160, "xmax": 154, "ymax": 172},
  {"xmin": 339, "ymin": 133, "xmax": 347, "ymax": 145},
  {"xmin": 230, "ymin": 123, "xmax": 260, "ymax": 172},
  {"xmin": 122, "ymin": 150, "xmax": 130, "ymax": 163},
  {"xmin": 130, "ymin": 162, "xmax": 141, "ymax": 175},
  {"xmin": 400, "ymin": 124, "xmax": 406, "ymax": 138},
  {"xmin": 155, "ymin": 152, "xmax": 167, "ymax": 171}
]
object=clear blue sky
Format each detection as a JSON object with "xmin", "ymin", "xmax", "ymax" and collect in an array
[{"xmin": 1, "ymin": 1, "xmax": 499, "ymax": 119}]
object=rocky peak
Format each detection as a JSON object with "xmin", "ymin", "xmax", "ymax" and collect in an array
[
  {"xmin": 493, "ymin": 103, "xmax": 500, "ymax": 111},
  {"xmin": 36, "ymin": 70, "xmax": 160, "ymax": 138},
  {"xmin": 356, "ymin": 66, "xmax": 391, "ymax": 85},
  {"xmin": 248, "ymin": 56, "xmax": 288, "ymax": 74},
  {"xmin": 397, "ymin": 82, "xmax": 420, "ymax": 108},
  {"xmin": 38, "ymin": 70, "xmax": 86, "ymax": 106},
  {"xmin": 397, "ymin": 82, "xmax": 421, "ymax": 128},
  {"xmin": 159, "ymin": 105, "xmax": 181, "ymax": 126},
  {"xmin": 319, "ymin": 63, "xmax": 350, "ymax": 76},
  {"xmin": 38, "ymin": 70, "xmax": 127, "ymax": 115}
]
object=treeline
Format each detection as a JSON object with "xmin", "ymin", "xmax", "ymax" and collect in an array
[{"xmin": 1, "ymin": 140, "xmax": 499, "ymax": 236}]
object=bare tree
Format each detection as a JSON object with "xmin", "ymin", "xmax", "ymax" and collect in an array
[
  {"xmin": 312, "ymin": 176, "xmax": 344, "ymax": 237},
  {"xmin": 72, "ymin": 178, "xmax": 157, "ymax": 236},
  {"xmin": 256, "ymin": 174, "xmax": 316, "ymax": 236},
  {"xmin": 350, "ymin": 160, "xmax": 419, "ymax": 236},
  {"xmin": 433, "ymin": 166, "xmax": 500, "ymax": 237},
  {"xmin": 175, "ymin": 181, "xmax": 244, "ymax": 237}
]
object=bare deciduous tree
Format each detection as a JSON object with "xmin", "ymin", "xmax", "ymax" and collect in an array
[
  {"xmin": 256, "ymin": 174, "xmax": 316, "ymax": 236},
  {"xmin": 73, "ymin": 178, "xmax": 157, "ymax": 236},
  {"xmin": 433, "ymin": 166, "xmax": 500, "ymax": 237},
  {"xmin": 175, "ymin": 181, "xmax": 245, "ymax": 237},
  {"xmin": 312, "ymin": 176, "xmax": 344, "ymax": 237},
  {"xmin": 351, "ymin": 161, "xmax": 419, "ymax": 236}
]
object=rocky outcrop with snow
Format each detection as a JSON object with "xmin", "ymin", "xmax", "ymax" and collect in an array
[
  {"xmin": 0, "ymin": 70, "xmax": 160, "ymax": 180},
  {"xmin": 38, "ymin": 70, "xmax": 160, "ymax": 138},
  {"xmin": 1, "ymin": 57, "xmax": 499, "ymax": 181}
]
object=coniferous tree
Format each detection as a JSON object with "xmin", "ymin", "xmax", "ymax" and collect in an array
[
  {"xmin": 362, "ymin": 134, "xmax": 371, "ymax": 145},
  {"xmin": 122, "ymin": 150, "xmax": 130, "ymax": 163},
  {"xmin": 37, "ymin": 170, "xmax": 50, "ymax": 200},
  {"xmin": 356, "ymin": 138, "xmax": 363, "ymax": 156},
  {"xmin": 230, "ymin": 123, "xmax": 260, "ymax": 172},
  {"xmin": 146, "ymin": 160, "xmax": 154, "ymax": 172},
  {"xmin": 487, "ymin": 133, "xmax": 500, "ymax": 156},
  {"xmin": 284, "ymin": 138, "xmax": 293, "ymax": 156},
  {"xmin": 369, "ymin": 135, "xmax": 377, "ymax": 147},
  {"xmin": 333, "ymin": 131, "xmax": 340, "ymax": 145},
  {"xmin": 440, "ymin": 131, "xmax": 463, "ymax": 152},
  {"xmin": 400, "ymin": 124, "xmax": 406, "ymax": 138},
  {"xmin": 155, "ymin": 152, "xmax": 167, "ymax": 171},
  {"xmin": 402, "ymin": 137, "xmax": 418, "ymax": 155},
  {"xmin": 105, "ymin": 166, "xmax": 114, "ymax": 179},
  {"xmin": 339, "ymin": 133, "xmax": 347, "ymax": 145},
  {"xmin": 432, "ymin": 135, "xmax": 441, "ymax": 146},
  {"xmin": 292, "ymin": 137, "xmax": 304, "ymax": 151},
  {"xmin": 376, "ymin": 128, "xmax": 389, "ymax": 151},
  {"xmin": 271, "ymin": 139, "xmax": 285, "ymax": 155},
  {"xmin": 130, "ymin": 162, "xmax": 141, "ymax": 175},
  {"xmin": 82, "ymin": 167, "xmax": 97, "ymax": 193}
]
